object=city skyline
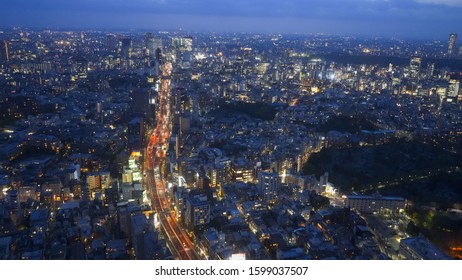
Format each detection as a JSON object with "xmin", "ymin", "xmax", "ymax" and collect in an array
[
  {"xmin": 1, "ymin": 0, "xmax": 462, "ymax": 262},
  {"xmin": 1, "ymin": 0, "xmax": 462, "ymax": 40}
]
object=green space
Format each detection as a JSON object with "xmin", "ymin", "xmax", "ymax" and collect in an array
[
  {"xmin": 216, "ymin": 100, "xmax": 278, "ymax": 121},
  {"xmin": 303, "ymin": 140, "xmax": 462, "ymax": 206},
  {"xmin": 316, "ymin": 114, "xmax": 378, "ymax": 134},
  {"xmin": 406, "ymin": 208, "xmax": 462, "ymax": 259},
  {"xmin": 0, "ymin": 116, "xmax": 17, "ymax": 128}
]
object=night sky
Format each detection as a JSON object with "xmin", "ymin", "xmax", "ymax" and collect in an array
[{"xmin": 1, "ymin": 0, "xmax": 462, "ymax": 39}]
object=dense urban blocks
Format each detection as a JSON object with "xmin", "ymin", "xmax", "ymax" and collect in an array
[{"xmin": 0, "ymin": 29, "xmax": 461, "ymax": 260}]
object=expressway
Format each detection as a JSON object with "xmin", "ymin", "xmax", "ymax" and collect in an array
[{"xmin": 144, "ymin": 62, "xmax": 200, "ymax": 260}]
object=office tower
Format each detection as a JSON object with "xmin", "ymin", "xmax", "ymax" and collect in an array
[
  {"xmin": 172, "ymin": 37, "xmax": 193, "ymax": 52},
  {"xmin": 145, "ymin": 33, "xmax": 162, "ymax": 57},
  {"xmin": 448, "ymin": 79, "xmax": 460, "ymax": 103},
  {"xmin": 257, "ymin": 171, "xmax": 280, "ymax": 202},
  {"xmin": 0, "ymin": 40, "xmax": 9, "ymax": 64},
  {"xmin": 127, "ymin": 117, "xmax": 145, "ymax": 150},
  {"xmin": 106, "ymin": 34, "xmax": 117, "ymax": 50},
  {"xmin": 182, "ymin": 36, "xmax": 193, "ymax": 52},
  {"xmin": 129, "ymin": 89, "xmax": 152, "ymax": 118},
  {"xmin": 426, "ymin": 63, "xmax": 435, "ymax": 78},
  {"xmin": 447, "ymin": 33, "xmax": 457, "ymax": 57},
  {"xmin": 120, "ymin": 38, "xmax": 132, "ymax": 58},
  {"xmin": 409, "ymin": 57, "xmax": 421, "ymax": 79},
  {"xmin": 145, "ymin": 32, "xmax": 154, "ymax": 58}
]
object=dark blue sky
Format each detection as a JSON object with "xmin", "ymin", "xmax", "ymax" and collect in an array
[{"xmin": 1, "ymin": 0, "xmax": 462, "ymax": 39}]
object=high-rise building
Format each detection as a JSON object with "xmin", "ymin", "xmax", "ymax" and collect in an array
[
  {"xmin": 409, "ymin": 57, "xmax": 421, "ymax": 79},
  {"xmin": 257, "ymin": 171, "xmax": 280, "ymax": 202},
  {"xmin": 0, "ymin": 40, "xmax": 9, "ymax": 64},
  {"xmin": 447, "ymin": 79, "xmax": 460, "ymax": 103},
  {"xmin": 231, "ymin": 159, "xmax": 254, "ymax": 183},
  {"xmin": 185, "ymin": 194, "xmax": 210, "ymax": 231},
  {"xmin": 146, "ymin": 33, "xmax": 162, "ymax": 59},
  {"xmin": 447, "ymin": 33, "xmax": 457, "ymax": 57},
  {"xmin": 129, "ymin": 89, "xmax": 153, "ymax": 119},
  {"xmin": 172, "ymin": 37, "xmax": 193, "ymax": 52},
  {"xmin": 425, "ymin": 63, "xmax": 435, "ymax": 78},
  {"xmin": 106, "ymin": 34, "xmax": 117, "ymax": 50},
  {"xmin": 86, "ymin": 172, "xmax": 111, "ymax": 199},
  {"xmin": 120, "ymin": 38, "xmax": 132, "ymax": 58}
]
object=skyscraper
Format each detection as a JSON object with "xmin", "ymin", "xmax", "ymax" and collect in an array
[
  {"xmin": 426, "ymin": 63, "xmax": 435, "ymax": 78},
  {"xmin": 409, "ymin": 57, "xmax": 421, "ymax": 79},
  {"xmin": 146, "ymin": 33, "xmax": 162, "ymax": 60},
  {"xmin": 0, "ymin": 40, "xmax": 9, "ymax": 64},
  {"xmin": 120, "ymin": 38, "xmax": 132, "ymax": 58},
  {"xmin": 448, "ymin": 79, "xmax": 460, "ymax": 103},
  {"xmin": 447, "ymin": 33, "xmax": 457, "ymax": 57},
  {"xmin": 106, "ymin": 34, "xmax": 117, "ymax": 51}
]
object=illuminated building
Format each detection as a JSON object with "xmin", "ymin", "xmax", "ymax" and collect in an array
[
  {"xmin": 257, "ymin": 171, "xmax": 280, "ymax": 202},
  {"xmin": 195, "ymin": 171, "xmax": 210, "ymax": 189},
  {"xmin": 146, "ymin": 33, "xmax": 162, "ymax": 59},
  {"xmin": 43, "ymin": 179, "xmax": 64, "ymax": 202},
  {"xmin": 86, "ymin": 172, "xmax": 111, "ymax": 199},
  {"xmin": 41, "ymin": 191, "xmax": 54, "ymax": 209},
  {"xmin": 172, "ymin": 37, "xmax": 193, "ymax": 52},
  {"xmin": 87, "ymin": 173, "xmax": 101, "ymax": 195},
  {"xmin": 447, "ymin": 33, "xmax": 457, "ymax": 57},
  {"xmin": 447, "ymin": 79, "xmax": 460, "ymax": 103},
  {"xmin": 231, "ymin": 158, "xmax": 254, "ymax": 183},
  {"xmin": 185, "ymin": 194, "xmax": 210, "ymax": 231},
  {"xmin": 122, "ymin": 167, "xmax": 133, "ymax": 184},
  {"xmin": 19, "ymin": 184, "xmax": 38, "ymax": 202},
  {"xmin": 425, "ymin": 62, "xmax": 435, "ymax": 78},
  {"xmin": 344, "ymin": 192, "xmax": 405, "ymax": 214},
  {"xmin": 209, "ymin": 163, "xmax": 231, "ymax": 187},
  {"xmin": 409, "ymin": 57, "xmax": 421, "ymax": 79},
  {"xmin": 399, "ymin": 234, "xmax": 450, "ymax": 260}
]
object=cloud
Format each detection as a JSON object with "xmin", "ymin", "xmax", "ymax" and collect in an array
[{"xmin": 415, "ymin": 0, "xmax": 462, "ymax": 7}]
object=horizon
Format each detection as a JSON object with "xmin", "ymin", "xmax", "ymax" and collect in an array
[
  {"xmin": 0, "ymin": 26, "xmax": 457, "ymax": 43},
  {"xmin": 1, "ymin": 0, "xmax": 462, "ymax": 41}
]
